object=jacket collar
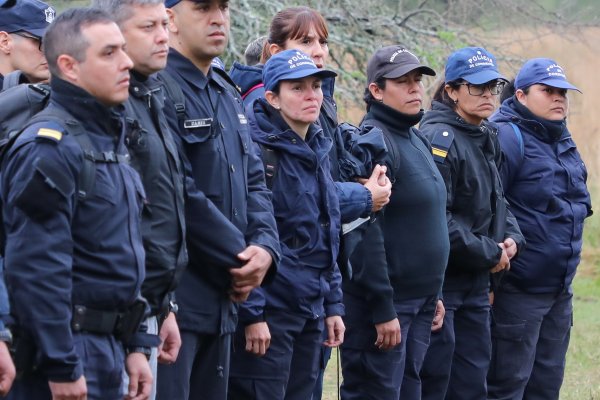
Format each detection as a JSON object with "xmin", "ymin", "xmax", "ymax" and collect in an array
[
  {"xmin": 50, "ymin": 76, "xmax": 124, "ymax": 138},
  {"xmin": 166, "ymin": 48, "xmax": 224, "ymax": 91}
]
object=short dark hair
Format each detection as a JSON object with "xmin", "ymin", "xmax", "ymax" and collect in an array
[
  {"xmin": 431, "ymin": 80, "xmax": 462, "ymax": 110},
  {"xmin": 363, "ymin": 77, "xmax": 387, "ymax": 111},
  {"xmin": 91, "ymin": 0, "xmax": 164, "ymax": 25},
  {"xmin": 44, "ymin": 8, "xmax": 114, "ymax": 77},
  {"xmin": 244, "ymin": 36, "xmax": 266, "ymax": 66}
]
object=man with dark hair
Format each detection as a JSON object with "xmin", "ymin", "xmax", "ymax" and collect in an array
[
  {"xmin": 2, "ymin": 8, "xmax": 153, "ymax": 399},
  {"xmin": 0, "ymin": 0, "xmax": 54, "ymax": 88},
  {"xmin": 156, "ymin": 1, "xmax": 280, "ymax": 399}
]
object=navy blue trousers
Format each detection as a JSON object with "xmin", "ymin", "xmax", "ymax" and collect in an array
[
  {"xmin": 156, "ymin": 331, "xmax": 231, "ymax": 400},
  {"xmin": 340, "ymin": 292, "xmax": 436, "ymax": 400},
  {"xmin": 311, "ymin": 333, "xmax": 332, "ymax": 400},
  {"xmin": 228, "ymin": 308, "xmax": 324, "ymax": 400},
  {"xmin": 420, "ymin": 288, "xmax": 491, "ymax": 400},
  {"xmin": 5, "ymin": 333, "xmax": 125, "ymax": 400},
  {"xmin": 487, "ymin": 282, "xmax": 572, "ymax": 400}
]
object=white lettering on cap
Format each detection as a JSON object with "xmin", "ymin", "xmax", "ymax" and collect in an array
[
  {"xmin": 389, "ymin": 48, "xmax": 418, "ymax": 63},
  {"xmin": 288, "ymin": 51, "xmax": 315, "ymax": 69},
  {"xmin": 468, "ymin": 50, "xmax": 494, "ymax": 69},
  {"xmin": 546, "ymin": 63, "xmax": 566, "ymax": 78}
]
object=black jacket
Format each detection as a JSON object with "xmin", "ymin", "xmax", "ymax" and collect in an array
[
  {"xmin": 345, "ymin": 102, "xmax": 449, "ymax": 324},
  {"xmin": 420, "ymin": 101, "xmax": 524, "ymax": 292},
  {"xmin": 123, "ymin": 71, "xmax": 187, "ymax": 315}
]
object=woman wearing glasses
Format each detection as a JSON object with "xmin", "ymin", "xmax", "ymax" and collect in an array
[
  {"xmin": 418, "ymin": 47, "xmax": 525, "ymax": 400},
  {"xmin": 487, "ymin": 59, "xmax": 591, "ymax": 399}
]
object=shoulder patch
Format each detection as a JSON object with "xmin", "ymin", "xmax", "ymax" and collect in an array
[
  {"xmin": 431, "ymin": 130, "xmax": 454, "ymax": 164},
  {"xmin": 36, "ymin": 128, "xmax": 63, "ymax": 142}
]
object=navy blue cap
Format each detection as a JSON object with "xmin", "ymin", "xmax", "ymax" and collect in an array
[
  {"xmin": 0, "ymin": 0, "xmax": 55, "ymax": 38},
  {"xmin": 515, "ymin": 58, "xmax": 581, "ymax": 93},
  {"xmin": 164, "ymin": 0, "xmax": 181, "ymax": 7},
  {"xmin": 445, "ymin": 46, "xmax": 506, "ymax": 84},
  {"xmin": 263, "ymin": 49, "xmax": 336, "ymax": 92},
  {"xmin": 0, "ymin": 0, "xmax": 17, "ymax": 8}
]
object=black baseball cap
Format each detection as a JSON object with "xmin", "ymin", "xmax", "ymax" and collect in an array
[{"xmin": 367, "ymin": 45, "xmax": 435, "ymax": 84}]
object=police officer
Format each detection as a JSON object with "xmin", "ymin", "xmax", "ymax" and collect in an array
[
  {"xmin": 1, "ymin": 8, "xmax": 153, "ymax": 399},
  {"xmin": 341, "ymin": 46, "xmax": 449, "ymax": 400},
  {"xmin": 418, "ymin": 47, "xmax": 525, "ymax": 400},
  {"xmin": 0, "ymin": 0, "xmax": 54, "ymax": 88},
  {"xmin": 156, "ymin": 1, "xmax": 280, "ymax": 399},
  {"xmin": 90, "ymin": 1, "xmax": 185, "ymax": 398},
  {"xmin": 487, "ymin": 59, "xmax": 592, "ymax": 399}
]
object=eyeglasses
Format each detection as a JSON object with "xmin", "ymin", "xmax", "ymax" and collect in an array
[
  {"xmin": 12, "ymin": 32, "xmax": 43, "ymax": 52},
  {"xmin": 457, "ymin": 81, "xmax": 506, "ymax": 96}
]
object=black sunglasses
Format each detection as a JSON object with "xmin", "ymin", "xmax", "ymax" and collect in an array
[{"xmin": 12, "ymin": 31, "xmax": 43, "ymax": 52}]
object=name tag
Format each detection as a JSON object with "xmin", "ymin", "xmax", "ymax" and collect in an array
[
  {"xmin": 238, "ymin": 114, "xmax": 248, "ymax": 124},
  {"xmin": 184, "ymin": 118, "xmax": 213, "ymax": 129}
]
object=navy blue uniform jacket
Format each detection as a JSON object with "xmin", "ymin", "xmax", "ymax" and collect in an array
[
  {"xmin": 420, "ymin": 101, "xmax": 524, "ymax": 292},
  {"xmin": 241, "ymin": 99, "xmax": 343, "ymax": 322},
  {"xmin": 229, "ymin": 63, "xmax": 372, "ymax": 223},
  {"xmin": 1, "ymin": 78, "xmax": 146, "ymax": 381},
  {"xmin": 162, "ymin": 49, "xmax": 280, "ymax": 335},
  {"xmin": 492, "ymin": 97, "xmax": 592, "ymax": 292}
]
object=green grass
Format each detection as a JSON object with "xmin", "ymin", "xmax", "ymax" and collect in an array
[{"xmin": 324, "ymin": 191, "xmax": 600, "ymax": 399}]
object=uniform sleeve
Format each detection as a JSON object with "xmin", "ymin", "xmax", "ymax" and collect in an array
[
  {"xmin": 324, "ymin": 262, "xmax": 344, "ymax": 317},
  {"xmin": 349, "ymin": 215, "xmax": 396, "ymax": 324},
  {"xmin": 335, "ymin": 181, "xmax": 372, "ymax": 223},
  {"xmin": 2, "ymin": 135, "xmax": 83, "ymax": 382},
  {"xmin": 237, "ymin": 287, "xmax": 266, "ymax": 326},
  {"xmin": 244, "ymin": 141, "xmax": 281, "ymax": 279},
  {"xmin": 496, "ymin": 123, "xmax": 524, "ymax": 191},
  {"xmin": 442, "ymin": 148, "xmax": 503, "ymax": 272}
]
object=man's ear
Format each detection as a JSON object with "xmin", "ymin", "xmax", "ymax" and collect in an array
[
  {"xmin": 56, "ymin": 54, "xmax": 79, "ymax": 82},
  {"xmin": 0, "ymin": 31, "xmax": 13, "ymax": 55},
  {"xmin": 166, "ymin": 7, "xmax": 178, "ymax": 35}
]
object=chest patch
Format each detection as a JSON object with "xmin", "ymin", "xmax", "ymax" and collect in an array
[{"xmin": 184, "ymin": 118, "xmax": 213, "ymax": 129}]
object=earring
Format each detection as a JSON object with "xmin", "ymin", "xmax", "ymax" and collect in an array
[{"xmin": 453, "ymin": 99, "xmax": 458, "ymax": 104}]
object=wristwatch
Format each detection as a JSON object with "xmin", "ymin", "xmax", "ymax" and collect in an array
[
  {"xmin": 168, "ymin": 300, "xmax": 179, "ymax": 315},
  {"xmin": 125, "ymin": 346, "xmax": 152, "ymax": 360},
  {"xmin": 0, "ymin": 328, "xmax": 12, "ymax": 344}
]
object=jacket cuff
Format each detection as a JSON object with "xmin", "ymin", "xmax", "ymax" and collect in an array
[
  {"xmin": 369, "ymin": 295, "xmax": 397, "ymax": 325},
  {"xmin": 46, "ymin": 362, "xmax": 84, "ymax": 383},
  {"xmin": 123, "ymin": 332, "xmax": 161, "ymax": 348},
  {"xmin": 360, "ymin": 187, "xmax": 373, "ymax": 218},
  {"xmin": 325, "ymin": 302, "xmax": 345, "ymax": 318}
]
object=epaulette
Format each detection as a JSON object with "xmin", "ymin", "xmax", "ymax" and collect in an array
[
  {"xmin": 212, "ymin": 66, "xmax": 242, "ymax": 96},
  {"xmin": 430, "ymin": 129, "xmax": 454, "ymax": 164},
  {"xmin": 33, "ymin": 121, "xmax": 65, "ymax": 144}
]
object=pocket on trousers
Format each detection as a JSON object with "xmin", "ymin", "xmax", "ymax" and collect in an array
[{"xmin": 489, "ymin": 321, "xmax": 528, "ymax": 381}]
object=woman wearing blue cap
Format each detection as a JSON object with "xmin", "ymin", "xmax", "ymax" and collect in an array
[
  {"xmin": 228, "ymin": 49, "xmax": 345, "ymax": 400},
  {"xmin": 418, "ymin": 46, "xmax": 525, "ymax": 400},
  {"xmin": 486, "ymin": 58, "xmax": 592, "ymax": 399}
]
